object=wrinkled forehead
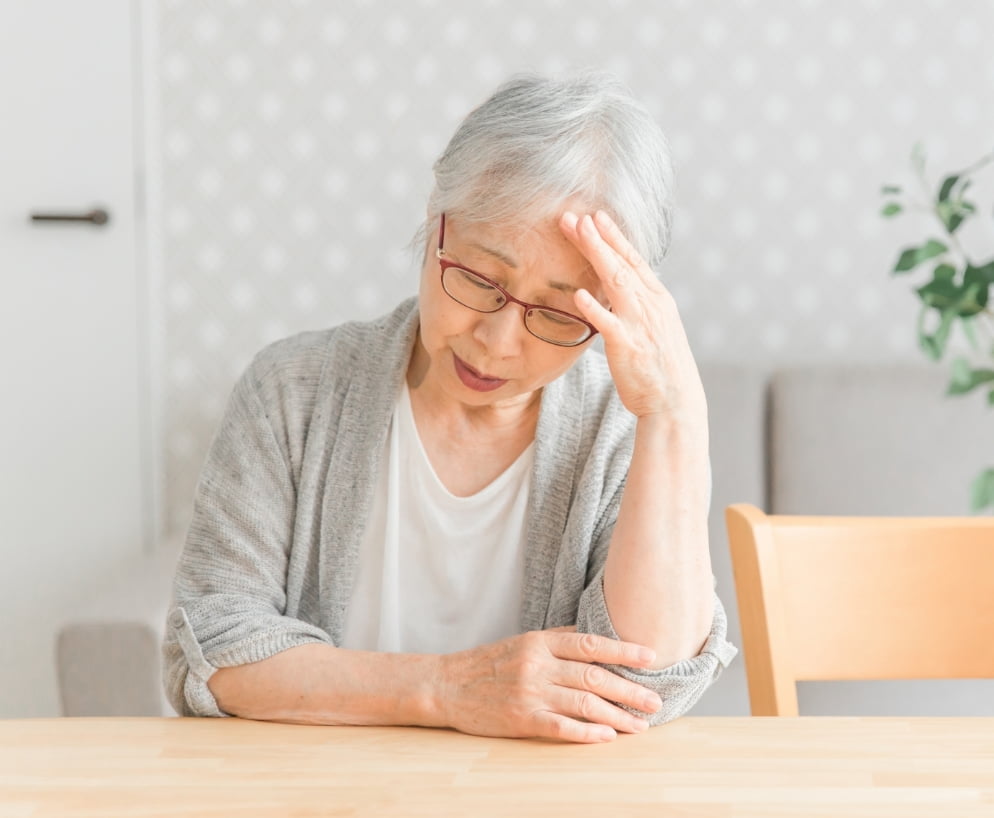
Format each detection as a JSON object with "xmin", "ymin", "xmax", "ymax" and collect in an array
[
  {"xmin": 446, "ymin": 213, "xmax": 604, "ymax": 297},
  {"xmin": 445, "ymin": 213, "xmax": 564, "ymax": 261}
]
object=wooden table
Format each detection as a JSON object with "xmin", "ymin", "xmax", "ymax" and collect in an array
[{"xmin": 1, "ymin": 717, "xmax": 992, "ymax": 817}]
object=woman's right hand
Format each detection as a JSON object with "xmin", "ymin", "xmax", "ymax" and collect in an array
[{"xmin": 435, "ymin": 629, "xmax": 663, "ymax": 743}]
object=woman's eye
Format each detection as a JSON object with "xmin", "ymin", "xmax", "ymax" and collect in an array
[
  {"xmin": 461, "ymin": 269, "xmax": 497, "ymax": 290},
  {"xmin": 535, "ymin": 309, "xmax": 574, "ymax": 326}
]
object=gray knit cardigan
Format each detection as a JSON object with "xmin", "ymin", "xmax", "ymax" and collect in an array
[{"xmin": 163, "ymin": 297, "xmax": 736, "ymax": 724}]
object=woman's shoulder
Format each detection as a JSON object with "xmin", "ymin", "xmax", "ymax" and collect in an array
[{"xmin": 244, "ymin": 298, "xmax": 418, "ymax": 391}]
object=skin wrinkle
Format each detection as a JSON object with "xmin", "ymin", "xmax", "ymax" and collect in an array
[
  {"xmin": 446, "ymin": 216, "xmax": 603, "ymax": 313},
  {"xmin": 462, "ymin": 237, "xmax": 592, "ymax": 296}
]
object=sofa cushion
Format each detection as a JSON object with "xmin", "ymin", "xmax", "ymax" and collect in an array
[
  {"xmin": 690, "ymin": 362, "xmax": 767, "ymax": 714},
  {"xmin": 770, "ymin": 364, "xmax": 991, "ymax": 515}
]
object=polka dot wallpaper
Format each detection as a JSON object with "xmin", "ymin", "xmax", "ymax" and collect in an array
[{"xmin": 157, "ymin": 0, "xmax": 994, "ymax": 535}]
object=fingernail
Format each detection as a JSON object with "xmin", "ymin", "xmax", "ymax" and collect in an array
[
  {"xmin": 639, "ymin": 648, "xmax": 656, "ymax": 664},
  {"xmin": 561, "ymin": 210, "xmax": 578, "ymax": 228},
  {"xmin": 644, "ymin": 694, "xmax": 662, "ymax": 712}
]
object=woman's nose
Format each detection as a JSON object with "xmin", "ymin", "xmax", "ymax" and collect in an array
[{"xmin": 473, "ymin": 303, "xmax": 527, "ymax": 354}]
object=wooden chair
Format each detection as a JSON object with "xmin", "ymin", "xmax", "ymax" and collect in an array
[{"xmin": 725, "ymin": 503, "xmax": 994, "ymax": 716}]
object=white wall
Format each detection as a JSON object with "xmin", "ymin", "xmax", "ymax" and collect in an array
[{"xmin": 156, "ymin": 0, "xmax": 994, "ymax": 536}]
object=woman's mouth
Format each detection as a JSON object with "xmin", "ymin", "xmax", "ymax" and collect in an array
[{"xmin": 453, "ymin": 354, "xmax": 508, "ymax": 392}]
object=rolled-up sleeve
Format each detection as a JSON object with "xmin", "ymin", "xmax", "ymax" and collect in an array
[
  {"xmin": 576, "ymin": 568, "xmax": 737, "ymax": 726},
  {"xmin": 162, "ymin": 360, "xmax": 333, "ymax": 717}
]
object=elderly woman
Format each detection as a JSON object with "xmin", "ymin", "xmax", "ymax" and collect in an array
[{"xmin": 164, "ymin": 71, "xmax": 736, "ymax": 743}]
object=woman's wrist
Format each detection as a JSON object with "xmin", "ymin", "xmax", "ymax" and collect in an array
[
  {"xmin": 634, "ymin": 412, "xmax": 709, "ymax": 479},
  {"xmin": 417, "ymin": 652, "xmax": 455, "ymax": 729}
]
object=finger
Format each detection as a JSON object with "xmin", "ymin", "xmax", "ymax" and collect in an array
[
  {"xmin": 557, "ymin": 659, "xmax": 663, "ymax": 715},
  {"xmin": 555, "ymin": 687, "xmax": 650, "ymax": 735},
  {"xmin": 548, "ymin": 631, "xmax": 656, "ymax": 669},
  {"xmin": 559, "ymin": 209, "xmax": 581, "ymax": 237},
  {"xmin": 531, "ymin": 710, "xmax": 617, "ymax": 744},
  {"xmin": 576, "ymin": 213, "xmax": 637, "ymax": 293},
  {"xmin": 592, "ymin": 210, "xmax": 661, "ymax": 290},
  {"xmin": 573, "ymin": 287, "xmax": 620, "ymax": 336},
  {"xmin": 559, "ymin": 212, "xmax": 630, "ymax": 294}
]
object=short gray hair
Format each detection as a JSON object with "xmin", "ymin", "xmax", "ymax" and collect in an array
[{"xmin": 420, "ymin": 71, "xmax": 675, "ymax": 269}]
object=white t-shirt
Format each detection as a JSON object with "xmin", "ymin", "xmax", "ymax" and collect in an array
[{"xmin": 340, "ymin": 382, "xmax": 533, "ymax": 653}]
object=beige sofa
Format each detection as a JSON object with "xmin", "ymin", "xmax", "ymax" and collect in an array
[{"xmin": 56, "ymin": 363, "xmax": 994, "ymax": 717}]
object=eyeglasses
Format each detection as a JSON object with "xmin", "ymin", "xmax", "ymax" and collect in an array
[{"xmin": 436, "ymin": 213, "xmax": 598, "ymax": 347}]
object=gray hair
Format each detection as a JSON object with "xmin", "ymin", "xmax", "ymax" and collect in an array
[{"xmin": 419, "ymin": 71, "xmax": 675, "ymax": 269}]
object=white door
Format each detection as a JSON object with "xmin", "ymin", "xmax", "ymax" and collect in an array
[{"xmin": 0, "ymin": 1, "xmax": 147, "ymax": 716}]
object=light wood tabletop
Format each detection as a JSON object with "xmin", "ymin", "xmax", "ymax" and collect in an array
[{"xmin": 1, "ymin": 716, "xmax": 992, "ymax": 817}]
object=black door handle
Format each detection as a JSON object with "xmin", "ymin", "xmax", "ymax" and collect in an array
[{"xmin": 30, "ymin": 207, "xmax": 110, "ymax": 226}]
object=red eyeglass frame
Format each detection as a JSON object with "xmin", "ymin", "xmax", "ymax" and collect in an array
[{"xmin": 435, "ymin": 213, "xmax": 599, "ymax": 347}]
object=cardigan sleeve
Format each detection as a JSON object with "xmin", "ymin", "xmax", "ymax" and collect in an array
[
  {"xmin": 575, "ymin": 565, "xmax": 737, "ymax": 726},
  {"xmin": 573, "ymin": 448, "xmax": 737, "ymax": 726},
  {"xmin": 162, "ymin": 358, "xmax": 333, "ymax": 717}
]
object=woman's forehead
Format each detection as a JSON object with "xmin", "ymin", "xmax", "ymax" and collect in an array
[
  {"xmin": 451, "ymin": 216, "xmax": 601, "ymax": 295},
  {"xmin": 451, "ymin": 215, "xmax": 573, "ymax": 263}
]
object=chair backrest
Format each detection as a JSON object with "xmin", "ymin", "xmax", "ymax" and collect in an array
[{"xmin": 726, "ymin": 503, "xmax": 994, "ymax": 716}]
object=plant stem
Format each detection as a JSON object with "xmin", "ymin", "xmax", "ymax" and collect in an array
[{"xmin": 958, "ymin": 151, "xmax": 994, "ymax": 177}]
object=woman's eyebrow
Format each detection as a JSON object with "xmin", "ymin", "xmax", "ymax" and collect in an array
[
  {"xmin": 466, "ymin": 241, "xmax": 587, "ymax": 294},
  {"xmin": 467, "ymin": 240, "xmax": 517, "ymax": 268}
]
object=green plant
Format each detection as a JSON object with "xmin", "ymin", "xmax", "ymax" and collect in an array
[{"xmin": 881, "ymin": 145, "xmax": 994, "ymax": 512}]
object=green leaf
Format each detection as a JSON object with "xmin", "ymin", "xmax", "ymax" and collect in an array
[
  {"xmin": 880, "ymin": 202, "xmax": 903, "ymax": 217},
  {"xmin": 919, "ymin": 336, "xmax": 940, "ymax": 360},
  {"xmin": 948, "ymin": 356, "xmax": 971, "ymax": 390},
  {"xmin": 959, "ymin": 282, "xmax": 985, "ymax": 316},
  {"xmin": 966, "ymin": 259, "xmax": 994, "ymax": 285},
  {"xmin": 934, "ymin": 263, "xmax": 956, "ymax": 282},
  {"xmin": 961, "ymin": 316, "xmax": 979, "ymax": 349},
  {"xmin": 961, "ymin": 265, "xmax": 992, "ymax": 313},
  {"xmin": 988, "ymin": 387, "xmax": 994, "ymax": 407},
  {"xmin": 914, "ymin": 262, "xmax": 985, "ymax": 317},
  {"xmin": 915, "ymin": 264, "xmax": 959, "ymax": 310},
  {"xmin": 881, "ymin": 184, "xmax": 902, "ymax": 194},
  {"xmin": 937, "ymin": 197, "xmax": 976, "ymax": 234},
  {"xmin": 970, "ymin": 468, "xmax": 994, "ymax": 513},
  {"xmin": 936, "ymin": 200, "xmax": 959, "ymax": 233},
  {"xmin": 917, "ymin": 306, "xmax": 955, "ymax": 360},
  {"xmin": 938, "ymin": 174, "xmax": 959, "ymax": 202},
  {"xmin": 894, "ymin": 239, "xmax": 948, "ymax": 273},
  {"xmin": 947, "ymin": 357, "xmax": 994, "ymax": 395}
]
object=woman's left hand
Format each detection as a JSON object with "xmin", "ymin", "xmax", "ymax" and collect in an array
[{"xmin": 560, "ymin": 210, "xmax": 707, "ymax": 425}]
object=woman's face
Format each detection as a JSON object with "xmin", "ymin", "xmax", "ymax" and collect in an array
[{"xmin": 413, "ymin": 213, "xmax": 607, "ymax": 413}]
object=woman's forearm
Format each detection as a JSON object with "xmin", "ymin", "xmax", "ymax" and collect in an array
[
  {"xmin": 602, "ymin": 413, "xmax": 713, "ymax": 669},
  {"xmin": 207, "ymin": 643, "xmax": 445, "ymax": 726},
  {"xmin": 204, "ymin": 632, "xmax": 663, "ymax": 741}
]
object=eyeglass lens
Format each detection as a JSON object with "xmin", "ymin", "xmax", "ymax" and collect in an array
[{"xmin": 441, "ymin": 266, "xmax": 590, "ymax": 345}]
